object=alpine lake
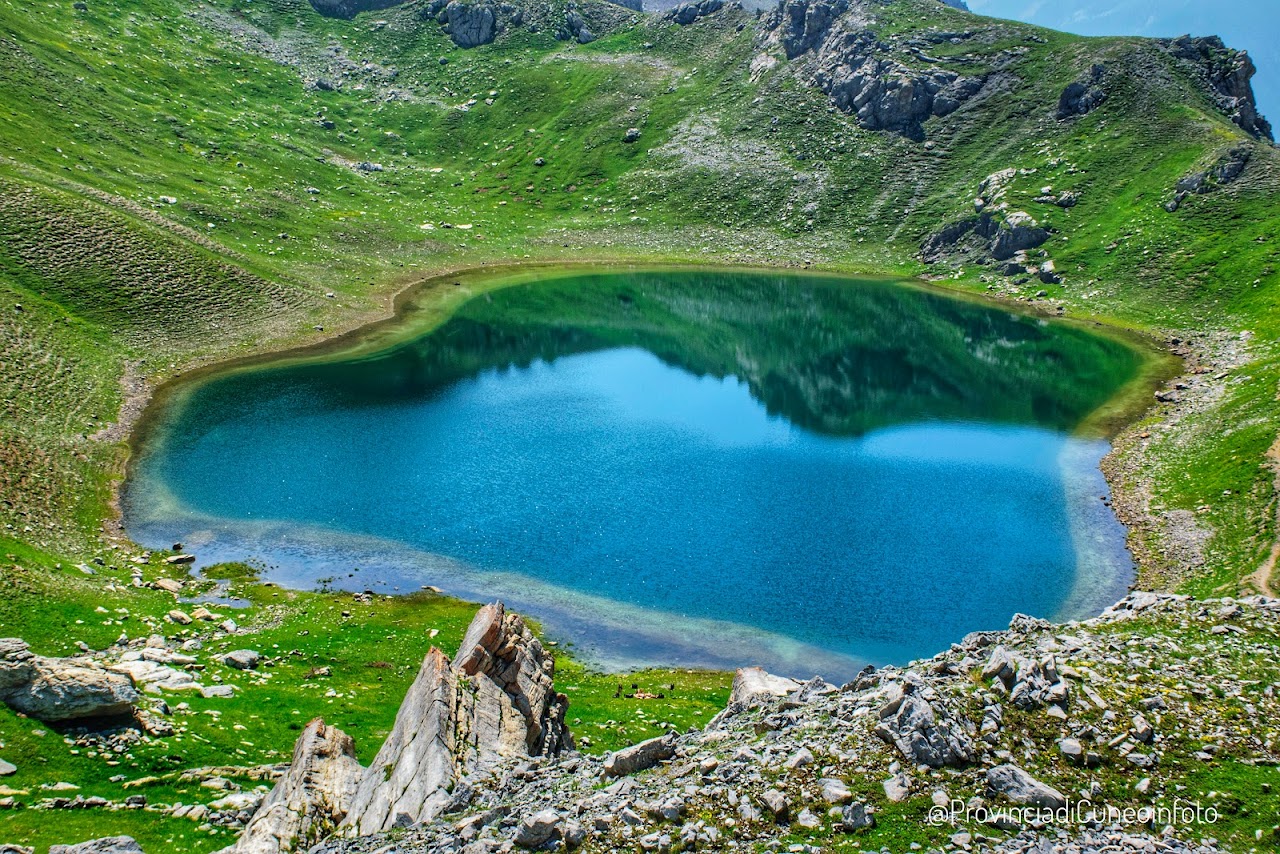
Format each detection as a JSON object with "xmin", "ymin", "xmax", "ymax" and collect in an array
[{"xmin": 124, "ymin": 267, "xmax": 1163, "ymax": 681}]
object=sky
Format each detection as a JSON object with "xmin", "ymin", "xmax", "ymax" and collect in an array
[{"xmin": 965, "ymin": 0, "xmax": 1279, "ymax": 132}]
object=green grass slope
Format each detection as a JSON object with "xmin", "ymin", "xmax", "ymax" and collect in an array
[{"xmin": 0, "ymin": 0, "xmax": 1279, "ymax": 847}]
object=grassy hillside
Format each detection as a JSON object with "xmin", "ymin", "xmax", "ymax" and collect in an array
[{"xmin": 0, "ymin": 0, "xmax": 1278, "ymax": 848}]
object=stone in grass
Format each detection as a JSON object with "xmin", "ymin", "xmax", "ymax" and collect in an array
[
  {"xmin": 795, "ymin": 807, "xmax": 821, "ymax": 829},
  {"xmin": 841, "ymin": 801, "xmax": 875, "ymax": 831},
  {"xmin": 986, "ymin": 764, "xmax": 1067, "ymax": 809},
  {"xmin": 785, "ymin": 747, "xmax": 814, "ymax": 769},
  {"xmin": 49, "ymin": 838, "xmax": 145, "ymax": 854},
  {"xmin": 221, "ymin": 649, "xmax": 261, "ymax": 670},
  {"xmin": 819, "ymin": 777, "xmax": 852, "ymax": 804},
  {"xmin": 883, "ymin": 772, "xmax": 910, "ymax": 803},
  {"xmin": 760, "ymin": 789, "xmax": 789, "ymax": 822}
]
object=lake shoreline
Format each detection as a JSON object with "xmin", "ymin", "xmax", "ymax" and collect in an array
[{"xmin": 115, "ymin": 261, "xmax": 1186, "ymax": 676}]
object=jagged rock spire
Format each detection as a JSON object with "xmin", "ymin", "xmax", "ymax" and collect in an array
[{"xmin": 342, "ymin": 601, "xmax": 572, "ymax": 835}]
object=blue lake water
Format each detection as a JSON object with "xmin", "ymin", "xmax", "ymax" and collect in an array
[{"xmin": 125, "ymin": 269, "xmax": 1145, "ymax": 680}]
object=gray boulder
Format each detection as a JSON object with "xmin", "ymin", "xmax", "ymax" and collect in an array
[
  {"xmin": 0, "ymin": 638, "xmax": 138, "ymax": 722},
  {"xmin": 222, "ymin": 650, "xmax": 261, "ymax": 671},
  {"xmin": 986, "ymin": 764, "xmax": 1067, "ymax": 809},
  {"xmin": 224, "ymin": 719, "xmax": 362, "ymax": 853},
  {"xmin": 49, "ymin": 838, "xmax": 144, "ymax": 854},
  {"xmin": 565, "ymin": 9, "xmax": 595, "ymax": 44},
  {"xmin": 602, "ymin": 733, "xmax": 678, "ymax": 777},
  {"xmin": 665, "ymin": 0, "xmax": 722, "ymax": 25},
  {"xmin": 1057, "ymin": 64, "xmax": 1107, "ymax": 119},
  {"xmin": 443, "ymin": 1, "xmax": 497, "ymax": 48},
  {"xmin": 514, "ymin": 809, "xmax": 563, "ymax": 849},
  {"xmin": 874, "ymin": 677, "xmax": 975, "ymax": 768},
  {"xmin": 841, "ymin": 802, "xmax": 875, "ymax": 831}
]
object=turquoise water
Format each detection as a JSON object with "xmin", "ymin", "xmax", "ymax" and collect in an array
[{"xmin": 125, "ymin": 270, "xmax": 1144, "ymax": 679}]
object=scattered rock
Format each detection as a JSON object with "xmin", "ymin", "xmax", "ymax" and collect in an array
[
  {"xmin": 840, "ymin": 801, "xmax": 875, "ymax": 831},
  {"xmin": 0, "ymin": 638, "xmax": 138, "ymax": 722},
  {"xmin": 48, "ymin": 838, "xmax": 144, "ymax": 854},
  {"xmin": 759, "ymin": 788, "xmax": 789, "ymax": 822},
  {"xmin": 514, "ymin": 808, "xmax": 562, "ymax": 849},
  {"xmin": 986, "ymin": 764, "xmax": 1067, "ymax": 809},
  {"xmin": 222, "ymin": 650, "xmax": 262, "ymax": 671},
  {"xmin": 882, "ymin": 773, "xmax": 910, "ymax": 802},
  {"xmin": 603, "ymin": 733, "xmax": 677, "ymax": 777}
]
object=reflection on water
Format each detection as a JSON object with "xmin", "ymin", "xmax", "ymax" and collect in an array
[{"xmin": 125, "ymin": 270, "xmax": 1142, "ymax": 680}]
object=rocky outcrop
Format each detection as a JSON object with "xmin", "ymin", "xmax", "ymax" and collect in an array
[
  {"xmin": 221, "ymin": 603, "xmax": 571, "ymax": 852},
  {"xmin": 0, "ymin": 638, "xmax": 139, "ymax": 722},
  {"xmin": 665, "ymin": 0, "xmax": 722, "ymax": 26},
  {"xmin": 1165, "ymin": 143, "xmax": 1254, "ymax": 211},
  {"xmin": 768, "ymin": 0, "xmax": 847, "ymax": 59},
  {"xmin": 1057, "ymin": 63, "xmax": 1107, "ymax": 119},
  {"xmin": 224, "ymin": 719, "xmax": 362, "ymax": 854},
  {"xmin": 980, "ymin": 646, "xmax": 1070, "ymax": 710},
  {"xmin": 874, "ymin": 673, "xmax": 974, "ymax": 768},
  {"xmin": 48, "ymin": 839, "xmax": 144, "ymax": 854},
  {"xmin": 341, "ymin": 602, "xmax": 571, "ymax": 836},
  {"xmin": 921, "ymin": 209, "xmax": 1050, "ymax": 264},
  {"xmin": 442, "ymin": 1, "xmax": 498, "ymax": 47},
  {"xmin": 310, "ymin": 593, "xmax": 1278, "ymax": 854},
  {"xmin": 308, "ymin": 0, "xmax": 405, "ymax": 18},
  {"xmin": 762, "ymin": 0, "xmax": 986, "ymax": 140},
  {"xmin": 1159, "ymin": 35, "xmax": 1273, "ymax": 141},
  {"xmin": 565, "ymin": 7, "xmax": 596, "ymax": 44}
]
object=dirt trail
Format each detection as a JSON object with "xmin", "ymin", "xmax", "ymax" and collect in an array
[{"xmin": 1246, "ymin": 436, "xmax": 1280, "ymax": 597}]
